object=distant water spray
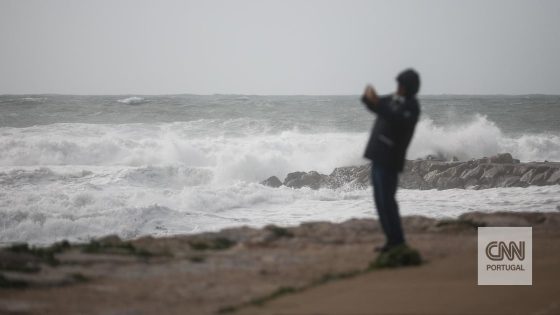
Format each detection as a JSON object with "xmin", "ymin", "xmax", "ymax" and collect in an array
[
  {"xmin": 409, "ymin": 115, "xmax": 560, "ymax": 162},
  {"xmin": 1, "ymin": 117, "xmax": 558, "ymax": 181},
  {"xmin": 117, "ymin": 96, "xmax": 148, "ymax": 105}
]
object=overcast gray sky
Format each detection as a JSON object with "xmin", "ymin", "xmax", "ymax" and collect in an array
[{"xmin": 1, "ymin": 0, "xmax": 559, "ymax": 95}]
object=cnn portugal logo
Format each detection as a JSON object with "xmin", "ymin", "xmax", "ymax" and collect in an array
[
  {"xmin": 485, "ymin": 241, "xmax": 525, "ymax": 261},
  {"xmin": 478, "ymin": 227, "xmax": 532, "ymax": 285}
]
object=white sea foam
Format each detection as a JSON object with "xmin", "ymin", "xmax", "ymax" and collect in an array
[
  {"xmin": 20, "ymin": 97, "xmax": 46, "ymax": 102},
  {"xmin": 0, "ymin": 122, "xmax": 366, "ymax": 182},
  {"xmin": 117, "ymin": 96, "xmax": 148, "ymax": 105},
  {"xmin": 1, "ymin": 116, "xmax": 559, "ymax": 244},
  {"xmin": 409, "ymin": 115, "xmax": 560, "ymax": 162},
  {"xmin": 1, "ymin": 117, "xmax": 558, "ymax": 174},
  {"xmin": 0, "ymin": 169, "xmax": 558, "ymax": 245}
]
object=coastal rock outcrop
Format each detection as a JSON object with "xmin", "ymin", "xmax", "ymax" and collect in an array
[
  {"xmin": 262, "ymin": 153, "xmax": 560, "ymax": 190},
  {"xmin": 283, "ymin": 171, "xmax": 330, "ymax": 189},
  {"xmin": 260, "ymin": 176, "xmax": 283, "ymax": 188}
]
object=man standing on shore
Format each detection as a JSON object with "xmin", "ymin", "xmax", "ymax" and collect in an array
[{"xmin": 361, "ymin": 69, "xmax": 421, "ymax": 253}]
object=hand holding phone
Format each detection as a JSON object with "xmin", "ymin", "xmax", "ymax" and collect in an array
[{"xmin": 363, "ymin": 85, "xmax": 379, "ymax": 105}]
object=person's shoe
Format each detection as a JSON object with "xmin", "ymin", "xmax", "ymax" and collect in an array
[
  {"xmin": 370, "ymin": 243, "xmax": 423, "ymax": 269},
  {"xmin": 373, "ymin": 243, "xmax": 393, "ymax": 253},
  {"xmin": 373, "ymin": 242, "xmax": 405, "ymax": 253}
]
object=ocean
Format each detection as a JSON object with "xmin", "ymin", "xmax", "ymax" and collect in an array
[{"xmin": 1, "ymin": 94, "xmax": 559, "ymax": 245}]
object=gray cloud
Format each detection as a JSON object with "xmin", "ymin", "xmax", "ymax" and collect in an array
[{"xmin": 1, "ymin": 0, "xmax": 559, "ymax": 95}]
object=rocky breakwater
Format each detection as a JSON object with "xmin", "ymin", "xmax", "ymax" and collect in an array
[{"xmin": 261, "ymin": 153, "xmax": 560, "ymax": 190}]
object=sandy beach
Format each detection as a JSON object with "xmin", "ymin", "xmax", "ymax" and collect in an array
[
  {"xmin": 239, "ymin": 229, "xmax": 560, "ymax": 315},
  {"xmin": 1, "ymin": 211, "xmax": 559, "ymax": 315}
]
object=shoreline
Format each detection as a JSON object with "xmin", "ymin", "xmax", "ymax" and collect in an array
[{"xmin": 1, "ymin": 211, "xmax": 559, "ymax": 314}]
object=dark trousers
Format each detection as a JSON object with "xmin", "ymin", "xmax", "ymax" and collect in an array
[{"xmin": 371, "ymin": 163, "xmax": 405, "ymax": 246}]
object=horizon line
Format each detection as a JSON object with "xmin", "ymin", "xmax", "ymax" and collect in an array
[{"xmin": 1, "ymin": 92, "xmax": 559, "ymax": 97}]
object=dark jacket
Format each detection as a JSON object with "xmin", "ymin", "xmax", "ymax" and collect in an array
[{"xmin": 362, "ymin": 94, "xmax": 420, "ymax": 172}]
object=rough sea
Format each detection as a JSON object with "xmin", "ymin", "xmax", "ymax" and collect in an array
[{"xmin": 1, "ymin": 94, "xmax": 559, "ymax": 244}]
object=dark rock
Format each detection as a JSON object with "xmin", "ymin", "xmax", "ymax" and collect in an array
[
  {"xmin": 459, "ymin": 211, "xmax": 546, "ymax": 227},
  {"xmin": 427, "ymin": 161, "xmax": 461, "ymax": 173},
  {"xmin": 519, "ymin": 169, "xmax": 536, "ymax": 184},
  {"xmin": 436, "ymin": 176, "xmax": 464, "ymax": 189},
  {"xmin": 442, "ymin": 163, "xmax": 469, "ymax": 177},
  {"xmin": 188, "ymin": 237, "xmax": 235, "ymax": 251},
  {"xmin": 328, "ymin": 165, "xmax": 370, "ymax": 189},
  {"xmin": 399, "ymin": 172, "xmax": 426, "ymax": 189},
  {"xmin": 261, "ymin": 176, "xmax": 282, "ymax": 188},
  {"xmin": 489, "ymin": 153, "xmax": 514, "ymax": 164},
  {"xmin": 497, "ymin": 175, "xmax": 521, "ymax": 187},
  {"xmin": 284, "ymin": 171, "xmax": 329, "ymax": 190},
  {"xmin": 478, "ymin": 157, "xmax": 491, "ymax": 164},
  {"xmin": 460, "ymin": 164, "xmax": 486, "ymax": 181},
  {"xmin": 353, "ymin": 165, "xmax": 371, "ymax": 187},
  {"xmin": 481, "ymin": 166, "xmax": 507, "ymax": 180},
  {"xmin": 512, "ymin": 165, "xmax": 532, "ymax": 176},
  {"xmin": 423, "ymin": 170, "xmax": 440, "ymax": 186},
  {"xmin": 425, "ymin": 154, "xmax": 446, "ymax": 161},
  {"xmin": 409, "ymin": 159, "xmax": 432, "ymax": 176},
  {"xmin": 529, "ymin": 170, "xmax": 550, "ymax": 186},
  {"xmin": 283, "ymin": 172, "xmax": 306, "ymax": 186},
  {"xmin": 97, "ymin": 235, "xmax": 122, "ymax": 246},
  {"xmin": 0, "ymin": 250, "xmax": 42, "ymax": 273},
  {"xmin": 264, "ymin": 154, "xmax": 559, "ymax": 191},
  {"xmin": 480, "ymin": 165, "xmax": 510, "ymax": 186},
  {"xmin": 547, "ymin": 169, "xmax": 560, "ymax": 184}
]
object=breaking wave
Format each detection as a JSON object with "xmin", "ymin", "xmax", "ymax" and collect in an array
[
  {"xmin": 1, "ymin": 116, "xmax": 558, "ymax": 176},
  {"xmin": 0, "ymin": 122, "xmax": 366, "ymax": 183},
  {"xmin": 1, "ymin": 114, "xmax": 559, "ymax": 245},
  {"xmin": 117, "ymin": 96, "xmax": 148, "ymax": 105},
  {"xmin": 409, "ymin": 114, "xmax": 560, "ymax": 162}
]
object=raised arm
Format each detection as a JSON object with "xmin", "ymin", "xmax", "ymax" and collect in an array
[
  {"xmin": 361, "ymin": 85, "xmax": 379, "ymax": 112},
  {"xmin": 361, "ymin": 84, "xmax": 419, "ymax": 124},
  {"xmin": 373, "ymin": 98, "xmax": 419, "ymax": 124}
]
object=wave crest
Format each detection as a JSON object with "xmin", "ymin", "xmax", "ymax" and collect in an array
[
  {"xmin": 117, "ymin": 97, "xmax": 148, "ymax": 105},
  {"xmin": 0, "ymin": 117, "xmax": 559, "ymax": 185},
  {"xmin": 409, "ymin": 114, "xmax": 560, "ymax": 162}
]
